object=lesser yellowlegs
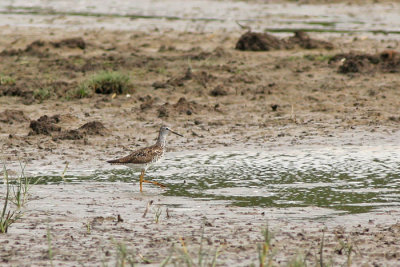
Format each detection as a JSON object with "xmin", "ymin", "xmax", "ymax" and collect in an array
[{"xmin": 107, "ymin": 126, "xmax": 183, "ymax": 192}]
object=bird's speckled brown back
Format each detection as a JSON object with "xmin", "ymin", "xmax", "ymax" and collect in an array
[{"xmin": 107, "ymin": 144, "xmax": 164, "ymax": 165}]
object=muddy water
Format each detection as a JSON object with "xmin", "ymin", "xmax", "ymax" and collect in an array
[
  {"xmin": 1, "ymin": 0, "xmax": 400, "ymax": 37},
  {"xmin": 28, "ymin": 146, "xmax": 400, "ymax": 215}
]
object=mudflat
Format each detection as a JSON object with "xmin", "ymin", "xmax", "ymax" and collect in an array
[{"xmin": 1, "ymin": 2, "xmax": 400, "ymax": 266}]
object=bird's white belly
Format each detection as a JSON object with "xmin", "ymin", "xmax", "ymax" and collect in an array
[
  {"xmin": 124, "ymin": 163, "xmax": 149, "ymax": 171},
  {"xmin": 124, "ymin": 156, "xmax": 164, "ymax": 171}
]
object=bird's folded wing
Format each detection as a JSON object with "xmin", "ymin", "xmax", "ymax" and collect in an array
[{"xmin": 107, "ymin": 145, "xmax": 162, "ymax": 164}]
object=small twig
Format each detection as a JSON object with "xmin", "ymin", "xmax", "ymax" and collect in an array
[{"xmin": 142, "ymin": 200, "xmax": 153, "ymax": 218}]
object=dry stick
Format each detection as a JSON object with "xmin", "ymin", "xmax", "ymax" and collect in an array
[
  {"xmin": 179, "ymin": 236, "xmax": 188, "ymax": 254},
  {"xmin": 142, "ymin": 200, "xmax": 153, "ymax": 218}
]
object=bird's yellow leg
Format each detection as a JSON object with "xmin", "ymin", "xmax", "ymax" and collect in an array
[
  {"xmin": 139, "ymin": 170, "xmax": 144, "ymax": 192},
  {"xmin": 142, "ymin": 179, "xmax": 167, "ymax": 188}
]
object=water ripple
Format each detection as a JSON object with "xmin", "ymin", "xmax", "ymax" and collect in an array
[{"xmin": 29, "ymin": 146, "xmax": 400, "ymax": 214}]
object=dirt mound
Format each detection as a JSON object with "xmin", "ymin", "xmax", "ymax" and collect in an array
[
  {"xmin": 78, "ymin": 121, "xmax": 108, "ymax": 135},
  {"xmin": 157, "ymin": 97, "xmax": 204, "ymax": 117},
  {"xmin": 139, "ymin": 95, "xmax": 154, "ymax": 110},
  {"xmin": 29, "ymin": 115, "xmax": 61, "ymax": 135},
  {"xmin": 51, "ymin": 37, "xmax": 86, "ymax": 50},
  {"xmin": 210, "ymin": 85, "xmax": 228, "ymax": 96},
  {"xmin": 1, "ymin": 40, "xmax": 51, "ymax": 58},
  {"xmin": 287, "ymin": 31, "xmax": 334, "ymax": 50},
  {"xmin": 0, "ymin": 79, "xmax": 76, "ymax": 103},
  {"xmin": 29, "ymin": 114, "xmax": 107, "ymax": 139},
  {"xmin": 155, "ymin": 68, "xmax": 193, "ymax": 88},
  {"xmin": 173, "ymin": 97, "xmax": 200, "ymax": 114},
  {"xmin": 330, "ymin": 50, "xmax": 400, "ymax": 73},
  {"xmin": 236, "ymin": 31, "xmax": 333, "ymax": 51},
  {"xmin": 0, "ymin": 110, "xmax": 29, "ymax": 124},
  {"xmin": 236, "ymin": 32, "xmax": 285, "ymax": 51},
  {"xmin": 0, "ymin": 37, "xmax": 86, "ymax": 57},
  {"xmin": 0, "ymin": 85, "xmax": 32, "ymax": 98},
  {"xmin": 193, "ymin": 71, "xmax": 216, "ymax": 88},
  {"xmin": 53, "ymin": 121, "xmax": 108, "ymax": 140},
  {"xmin": 153, "ymin": 69, "xmax": 215, "ymax": 89},
  {"xmin": 54, "ymin": 129, "xmax": 84, "ymax": 140}
]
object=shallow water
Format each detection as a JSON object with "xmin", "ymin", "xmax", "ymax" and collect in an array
[
  {"xmin": 28, "ymin": 146, "xmax": 400, "ymax": 214},
  {"xmin": 0, "ymin": 0, "xmax": 400, "ymax": 38}
]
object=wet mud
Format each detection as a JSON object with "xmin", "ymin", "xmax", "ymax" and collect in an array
[
  {"xmin": 1, "ymin": 5, "xmax": 400, "ymax": 265},
  {"xmin": 1, "ymin": 184, "xmax": 400, "ymax": 266},
  {"xmin": 0, "ymin": 110, "xmax": 29, "ymax": 124}
]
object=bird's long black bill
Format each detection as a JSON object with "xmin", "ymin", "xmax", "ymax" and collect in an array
[{"xmin": 170, "ymin": 130, "xmax": 184, "ymax": 137}]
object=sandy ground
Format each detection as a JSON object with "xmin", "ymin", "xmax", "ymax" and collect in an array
[{"xmin": 1, "ymin": 4, "xmax": 400, "ymax": 265}]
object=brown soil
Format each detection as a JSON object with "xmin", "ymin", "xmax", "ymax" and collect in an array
[
  {"xmin": 29, "ymin": 114, "xmax": 108, "ymax": 140},
  {"xmin": 1, "ymin": 23, "xmax": 400, "ymax": 266},
  {"xmin": 29, "ymin": 115, "xmax": 62, "ymax": 136},
  {"xmin": 330, "ymin": 50, "xmax": 400, "ymax": 73},
  {"xmin": 0, "ymin": 110, "xmax": 29, "ymax": 124},
  {"xmin": 236, "ymin": 31, "xmax": 334, "ymax": 51},
  {"xmin": 51, "ymin": 37, "xmax": 86, "ymax": 50},
  {"xmin": 78, "ymin": 121, "xmax": 108, "ymax": 135}
]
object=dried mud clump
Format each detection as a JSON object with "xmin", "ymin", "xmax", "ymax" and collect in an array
[
  {"xmin": 0, "ymin": 110, "xmax": 29, "ymax": 124},
  {"xmin": 157, "ymin": 105, "xmax": 169, "ymax": 118},
  {"xmin": 236, "ymin": 31, "xmax": 333, "ymax": 51},
  {"xmin": 0, "ymin": 37, "xmax": 86, "ymax": 57},
  {"xmin": 1, "ymin": 40, "xmax": 50, "ymax": 57},
  {"xmin": 157, "ymin": 97, "xmax": 203, "ymax": 117},
  {"xmin": 139, "ymin": 95, "xmax": 154, "ymax": 111},
  {"xmin": 54, "ymin": 121, "xmax": 108, "ymax": 141},
  {"xmin": 155, "ymin": 68, "xmax": 192, "ymax": 89},
  {"xmin": 29, "ymin": 114, "xmax": 107, "ymax": 140},
  {"xmin": 236, "ymin": 32, "xmax": 285, "ymax": 51},
  {"xmin": 29, "ymin": 115, "xmax": 61, "ymax": 135},
  {"xmin": 194, "ymin": 71, "xmax": 216, "ymax": 88},
  {"xmin": 210, "ymin": 85, "xmax": 228, "ymax": 96},
  {"xmin": 0, "ymin": 84, "xmax": 33, "ymax": 100},
  {"xmin": 51, "ymin": 37, "xmax": 86, "ymax": 50},
  {"xmin": 173, "ymin": 97, "xmax": 199, "ymax": 114},
  {"xmin": 153, "ymin": 68, "xmax": 215, "ymax": 89},
  {"xmin": 287, "ymin": 31, "xmax": 334, "ymax": 50},
  {"xmin": 55, "ymin": 129, "xmax": 84, "ymax": 141},
  {"xmin": 78, "ymin": 121, "xmax": 108, "ymax": 135},
  {"xmin": 330, "ymin": 50, "xmax": 400, "ymax": 74}
]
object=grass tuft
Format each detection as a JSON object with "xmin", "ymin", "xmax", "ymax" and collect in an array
[
  {"xmin": 257, "ymin": 224, "xmax": 275, "ymax": 267},
  {"xmin": 10, "ymin": 161, "xmax": 38, "ymax": 209},
  {"xmin": 154, "ymin": 206, "xmax": 162, "ymax": 224},
  {"xmin": 287, "ymin": 254, "xmax": 307, "ymax": 267},
  {"xmin": 114, "ymin": 241, "xmax": 136, "ymax": 267},
  {"xmin": 34, "ymin": 87, "xmax": 52, "ymax": 102},
  {"xmin": 1, "ymin": 165, "xmax": 22, "ymax": 233},
  {"xmin": 0, "ymin": 75, "xmax": 16, "ymax": 85},
  {"xmin": 77, "ymin": 71, "xmax": 132, "ymax": 97},
  {"xmin": 163, "ymin": 223, "xmax": 221, "ymax": 266}
]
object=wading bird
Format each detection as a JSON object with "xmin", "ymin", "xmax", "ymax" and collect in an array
[{"xmin": 107, "ymin": 126, "xmax": 183, "ymax": 192}]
